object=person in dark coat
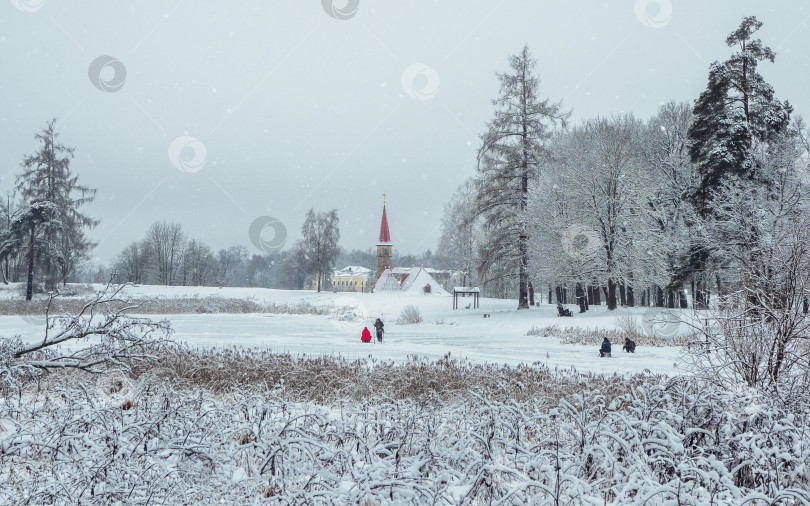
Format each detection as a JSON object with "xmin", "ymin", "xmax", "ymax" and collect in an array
[
  {"xmin": 373, "ymin": 318, "xmax": 384, "ymax": 342},
  {"xmin": 623, "ymin": 338, "xmax": 636, "ymax": 353},
  {"xmin": 599, "ymin": 338, "xmax": 612, "ymax": 358},
  {"xmin": 361, "ymin": 327, "xmax": 372, "ymax": 343}
]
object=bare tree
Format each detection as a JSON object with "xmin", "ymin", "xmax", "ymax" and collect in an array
[
  {"xmin": 301, "ymin": 209, "xmax": 340, "ymax": 292},
  {"xmin": 685, "ymin": 130, "xmax": 810, "ymax": 397},
  {"xmin": 144, "ymin": 221, "xmax": 186, "ymax": 285},
  {"xmin": 3, "ymin": 280, "xmax": 171, "ymax": 381},
  {"xmin": 535, "ymin": 115, "xmax": 659, "ymax": 310},
  {"xmin": 437, "ymin": 178, "xmax": 481, "ymax": 288},
  {"xmin": 114, "ymin": 240, "xmax": 149, "ymax": 284},
  {"xmin": 181, "ymin": 238, "xmax": 218, "ymax": 286},
  {"xmin": 218, "ymin": 245, "xmax": 248, "ymax": 286}
]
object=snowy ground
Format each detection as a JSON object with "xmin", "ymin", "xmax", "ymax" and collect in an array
[{"xmin": 0, "ymin": 283, "xmax": 686, "ymax": 375}]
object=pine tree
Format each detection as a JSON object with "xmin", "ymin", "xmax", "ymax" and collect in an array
[
  {"xmin": 16, "ymin": 120, "xmax": 98, "ymax": 289},
  {"xmin": 476, "ymin": 45, "xmax": 568, "ymax": 309},
  {"xmin": 683, "ymin": 17, "xmax": 793, "ymax": 305},
  {"xmin": 688, "ymin": 16, "xmax": 792, "ymax": 212}
]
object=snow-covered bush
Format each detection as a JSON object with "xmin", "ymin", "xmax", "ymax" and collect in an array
[
  {"xmin": 1, "ymin": 364, "xmax": 808, "ymax": 505},
  {"xmin": 0, "ymin": 296, "xmax": 328, "ymax": 316},
  {"xmin": 2, "ymin": 285, "xmax": 809, "ymax": 504},
  {"xmin": 532, "ymin": 325, "xmax": 688, "ymax": 347},
  {"xmin": 1, "ymin": 283, "xmax": 172, "ymax": 397},
  {"xmin": 396, "ymin": 305, "xmax": 423, "ymax": 325}
]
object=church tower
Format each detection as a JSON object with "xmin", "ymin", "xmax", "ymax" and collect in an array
[{"xmin": 376, "ymin": 197, "xmax": 392, "ymax": 280}]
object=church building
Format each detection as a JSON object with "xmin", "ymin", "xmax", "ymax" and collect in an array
[{"xmin": 332, "ymin": 198, "xmax": 454, "ymax": 294}]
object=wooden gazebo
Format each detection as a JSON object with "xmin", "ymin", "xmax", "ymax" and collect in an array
[{"xmin": 453, "ymin": 287, "xmax": 480, "ymax": 310}]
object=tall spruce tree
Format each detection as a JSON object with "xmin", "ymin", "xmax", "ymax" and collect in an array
[
  {"xmin": 476, "ymin": 45, "xmax": 568, "ymax": 309},
  {"xmin": 16, "ymin": 120, "xmax": 98, "ymax": 290}
]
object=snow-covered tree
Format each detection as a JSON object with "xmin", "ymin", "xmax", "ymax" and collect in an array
[
  {"xmin": 301, "ymin": 209, "xmax": 340, "ymax": 292},
  {"xmin": 143, "ymin": 221, "xmax": 186, "ymax": 285},
  {"xmin": 0, "ymin": 200, "xmax": 61, "ymax": 300},
  {"xmin": 641, "ymin": 101, "xmax": 698, "ymax": 306},
  {"xmin": 688, "ymin": 16, "xmax": 792, "ymax": 209},
  {"xmin": 437, "ymin": 178, "xmax": 481, "ymax": 288},
  {"xmin": 16, "ymin": 120, "xmax": 98, "ymax": 290},
  {"xmin": 180, "ymin": 238, "xmax": 219, "ymax": 286},
  {"xmin": 114, "ymin": 240, "xmax": 149, "ymax": 284},
  {"xmin": 682, "ymin": 16, "xmax": 794, "ymax": 304},
  {"xmin": 476, "ymin": 45, "xmax": 568, "ymax": 309},
  {"xmin": 532, "ymin": 115, "xmax": 662, "ymax": 310}
]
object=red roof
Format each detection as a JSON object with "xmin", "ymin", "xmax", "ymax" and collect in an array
[{"xmin": 379, "ymin": 204, "xmax": 391, "ymax": 243}]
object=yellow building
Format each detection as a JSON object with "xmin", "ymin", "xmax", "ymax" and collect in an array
[{"xmin": 331, "ymin": 266, "xmax": 374, "ymax": 293}]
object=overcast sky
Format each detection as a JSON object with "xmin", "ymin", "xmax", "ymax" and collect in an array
[{"xmin": 1, "ymin": 1, "xmax": 808, "ymax": 265}]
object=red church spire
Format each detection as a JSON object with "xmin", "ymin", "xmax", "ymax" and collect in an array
[{"xmin": 379, "ymin": 196, "xmax": 391, "ymax": 244}]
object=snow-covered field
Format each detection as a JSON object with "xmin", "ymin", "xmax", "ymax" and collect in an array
[
  {"xmin": 4, "ymin": 284, "xmax": 809, "ymax": 504},
  {"xmin": 1, "ymin": 283, "xmax": 684, "ymax": 375}
]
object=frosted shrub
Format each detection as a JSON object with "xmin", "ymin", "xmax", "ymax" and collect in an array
[
  {"xmin": 536, "ymin": 325, "xmax": 688, "ymax": 347},
  {"xmin": 396, "ymin": 305, "xmax": 422, "ymax": 324},
  {"xmin": 2, "ymin": 373, "xmax": 808, "ymax": 504}
]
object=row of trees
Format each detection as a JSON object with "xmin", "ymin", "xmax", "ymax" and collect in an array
[
  {"xmin": 113, "ymin": 209, "xmax": 342, "ymax": 292},
  {"xmin": 440, "ymin": 17, "xmax": 810, "ymax": 314}
]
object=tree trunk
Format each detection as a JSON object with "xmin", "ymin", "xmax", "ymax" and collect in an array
[
  {"xmin": 517, "ymin": 232, "xmax": 529, "ymax": 309},
  {"xmin": 528, "ymin": 281, "xmax": 535, "ymax": 306},
  {"xmin": 607, "ymin": 279, "xmax": 617, "ymax": 310},
  {"xmin": 26, "ymin": 225, "xmax": 36, "ymax": 301}
]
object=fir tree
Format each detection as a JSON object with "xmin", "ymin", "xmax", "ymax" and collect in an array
[
  {"xmin": 16, "ymin": 120, "xmax": 98, "ymax": 290},
  {"xmin": 476, "ymin": 45, "xmax": 568, "ymax": 309}
]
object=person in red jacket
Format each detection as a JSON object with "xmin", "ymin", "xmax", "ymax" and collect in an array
[{"xmin": 361, "ymin": 327, "xmax": 372, "ymax": 343}]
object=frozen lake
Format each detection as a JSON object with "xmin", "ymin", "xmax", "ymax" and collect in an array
[{"xmin": 1, "ymin": 285, "xmax": 685, "ymax": 375}]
